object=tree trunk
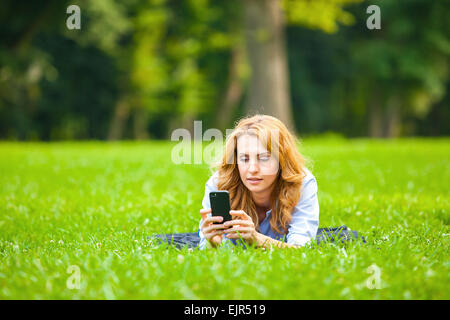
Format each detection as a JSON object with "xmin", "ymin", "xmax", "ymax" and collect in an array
[
  {"xmin": 384, "ymin": 95, "xmax": 401, "ymax": 138},
  {"xmin": 216, "ymin": 45, "xmax": 245, "ymax": 131},
  {"xmin": 243, "ymin": 0, "xmax": 295, "ymax": 132},
  {"xmin": 108, "ymin": 99, "xmax": 130, "ymax": 140},
  {"xmin": 133, "ymin": 107, "xmax": 149, "ymax": 140},
  {"xmin": 368, "ymin": 90, "xmax": 383, "ymax": 138},
  {"xmin": 167, "ymin": 112, "xmax": 197, "ymax": 140},
  {"xmin": 10, "ymin": 1, "xmax": 56, "ymax": 52},
  {"xmin": 181, "ymin": 111, "xmax": 197, "ymax": 139}
]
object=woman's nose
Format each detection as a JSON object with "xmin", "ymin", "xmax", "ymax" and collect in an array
[{"xmin": 248, "ymin": 159, "xmax": 259, "ymax": 173}]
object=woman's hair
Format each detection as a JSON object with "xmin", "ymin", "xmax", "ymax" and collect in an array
[{"xmin": 212, "ymin": 114, "xmax": 306, "ymax": 235}]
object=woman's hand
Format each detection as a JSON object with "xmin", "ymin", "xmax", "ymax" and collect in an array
[
  {"xmin": 200, "ymin": 208, "xmax": 226, "ymax": 248},
  {"xmin": 223, "ymin": 210, "xmax": 259, "ymax": 245}
]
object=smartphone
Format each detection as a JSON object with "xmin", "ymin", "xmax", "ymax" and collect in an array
[{"xmin": 209, "ymin": 191, "xmax": 232, "ymax": 225}]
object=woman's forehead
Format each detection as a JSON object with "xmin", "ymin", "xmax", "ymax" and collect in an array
[{"xmin": 236, "ymin": 134, "xmax": 269, "ymax": 153}]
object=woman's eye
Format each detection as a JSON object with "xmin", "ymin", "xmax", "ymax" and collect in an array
[
  {"xmin": 259, "ymin": 157, "xmax": 269, "ymax": 162},
  {"xmin": 239, "ymin": 158, "xmax": 248, "ymax": 162}
]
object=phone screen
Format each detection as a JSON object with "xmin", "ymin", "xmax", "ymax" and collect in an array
[{"xmin": 209, "ymin": 191, "xmax": 232, "ymax": 224}]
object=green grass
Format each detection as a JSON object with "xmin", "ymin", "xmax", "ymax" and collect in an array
[{"xmin": 0, "ymin": 138, "xmax": 449, "ymax": 299}]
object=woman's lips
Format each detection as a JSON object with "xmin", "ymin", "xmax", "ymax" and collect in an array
[{"xmin": 247, "ymin": 178, "xmax": 262, "ymax": 185}]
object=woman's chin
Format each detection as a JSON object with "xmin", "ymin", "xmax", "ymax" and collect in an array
[{"xmin": 245, "ymin": 183, "xmax": 264, "ymax": 192}]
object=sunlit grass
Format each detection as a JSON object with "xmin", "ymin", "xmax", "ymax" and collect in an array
[{"xmin": 0, "ymin": 138, "xmax": 448, "ymax": 299}]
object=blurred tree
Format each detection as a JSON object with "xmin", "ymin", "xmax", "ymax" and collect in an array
[
  {"xmin": 129, "ymin": 0, "xmax": 364, "ymax": 136},
  {"xmin": 129, "ymin": 0, "xmax": 240, "ymax": 138},
  {"xmin": 243, "ymin": 0, "xmax": 294, "ymax": 131},
  {"xmin": 0, "ymin": 0, "xmax": 131, "ymax": 140},
  {"xmin": 61, "ymin": 0, "xmax": 135, "ymax": 140},
  {"xmin": 242, "ymin": 0, "xmax": 362, "ymax": 133},
  {"xmin": 347, "ymin": 0, "xmax": 449, "ymax": 137},
  {"xmin": 287, "ymin": 0, "xmax": 449, "ymax": 138},
  {"xmin": 0, "ymin": 0, "xmax": 67, "ymax": 139},
  {"xmin": 0, "ymin": 0, "xmax": 447, "ymax": 140}
]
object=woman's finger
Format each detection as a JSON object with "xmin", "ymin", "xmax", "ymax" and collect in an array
[
  {"xmin": 203, "ymin": 218, "xmax": 224, "ymax": 230},
  {"xmin": 203, "ymin": 223, "xmax": 227, "ymax": 234},
  {"xmin": 223, "ymin": 219, "xmax": 252, "ymax": 227},
  {"xmin": 224, "ymin": 226, "xmax": 253, "ymax": 234},
  {"xmin": 208, "ymin": 230, "xmax": 225, "ymax": 238},
  {"xmin": 204, "ymin": 216, "xmax": 223, "ymax": 223},
  {"xmin": 229, "ymin": 210, "xmax": 251, "ymax": 220},
  {"xmin": 200, "ymin": 208, "xmax": 212, "ymax": 220},
  {"xmin": 225, "ymin": 231, "xmax": 252, "ymax": 239},
  {"xmin": 229, "ymin": 210, "xmax": 246, "ymax": 215},
  {"xmin": 200, "ymin": 215, "xmax": 221, "ymax": 228},
  {"xmin": 204, "ymin": 229, "xmax": 224, "ymax": 240},
  {"xmin": 203, "ymin": 223, "xmax": 226, "ymax": 233}
]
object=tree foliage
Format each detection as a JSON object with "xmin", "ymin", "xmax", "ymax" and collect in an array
[{"xmin": 0, "ymin": 0, "xmax": 448, "ymax": 140}]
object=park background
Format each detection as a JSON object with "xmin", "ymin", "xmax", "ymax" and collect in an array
[
  {"xmin": 0, "ymin": 0, "xmax": 449, "ymax": 299},
  {"xmin": 1, "ymin": 0, "xmax": 449, "ymax": 139}
]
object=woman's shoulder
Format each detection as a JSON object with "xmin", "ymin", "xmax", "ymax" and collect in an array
[
  {"xmin": 302, "ymin": 167, "xmax": 316, "ymax": 184},
  {"xmin": 299, "ymin": 167, "xmax": 318, "ymax": 198},
  {"xmin": 205, "ymin": 170, "xmax": 220, "ymax": 190}
]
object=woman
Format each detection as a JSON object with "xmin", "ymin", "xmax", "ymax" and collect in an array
[{"xmin": 198, "ymin": 114, "xmax": 319, "ymax": 249}]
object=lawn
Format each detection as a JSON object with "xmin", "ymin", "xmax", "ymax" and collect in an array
[{"xmin": 0, "ymin": 138, "xmax": 448, "ymax": 299}]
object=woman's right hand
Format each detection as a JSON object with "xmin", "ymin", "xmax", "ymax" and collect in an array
[{"xmin": 200, "ymin": 208, "xmax": 226, "ymax": 248}]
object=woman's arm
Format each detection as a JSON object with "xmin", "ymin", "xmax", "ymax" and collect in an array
[
  {"xmin": 284, "ymin": 170, "xmax": 319, "ymax": 247},
  {"xmin": 224, "ymin": 210, "xmax": 301, "ymax": 249},
  {"xmin": 254, "ymin": 233, "xmax": 301, "ymax": 249},
  {"xmin": 225, "ymin": 170, "xmax": 319, "ymax": 249},
  {"xmin": 223, "ymin": 219, "xmax": 301, "ymax": 249}
]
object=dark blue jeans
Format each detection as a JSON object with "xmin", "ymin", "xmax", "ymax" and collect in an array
[{"xmin": 151, "ymin": 225, "xmax": 366, "ymax": 249}]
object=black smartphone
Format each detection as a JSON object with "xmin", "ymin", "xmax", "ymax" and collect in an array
[{"xmin": 209, "ymin": 191, "xmax": 232, "ymax": 225}]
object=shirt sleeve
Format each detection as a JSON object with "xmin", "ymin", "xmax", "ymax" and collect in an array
[
  {"xmin": 198, "ymin": 171, "xmax": 234, "ymax": 250},
  {"xmin": 286, "ymin": 169, "xmax": 320, "ymax": 247}
]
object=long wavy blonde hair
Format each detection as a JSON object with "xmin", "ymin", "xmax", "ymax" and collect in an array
[{"xmin": 212, "ymin": 114, "xmax": 306, "ymax": 235}]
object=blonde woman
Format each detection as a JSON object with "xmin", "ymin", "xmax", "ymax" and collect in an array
[{"xmin": 198, "ymin": 114, "xmax": 319, "ymax": 249}]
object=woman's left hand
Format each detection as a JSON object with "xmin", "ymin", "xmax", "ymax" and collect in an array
[{"xmin": 223, "ymin": 210, "xmax": 259, "ymax": 245}]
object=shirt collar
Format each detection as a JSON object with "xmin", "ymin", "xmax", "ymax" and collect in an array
[{"xmin": 262, "ymin": 200, "xmax": 277, "ymax": 215}]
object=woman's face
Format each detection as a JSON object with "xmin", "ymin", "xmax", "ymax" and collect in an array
[{"xmin": 236, "ymin": 134, "xmax": 279, "ymax": 195}]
